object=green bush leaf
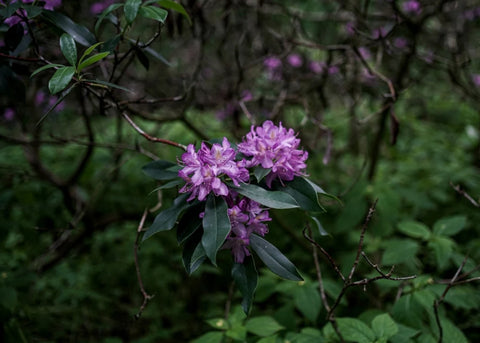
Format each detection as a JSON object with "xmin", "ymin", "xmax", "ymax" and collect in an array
[
  {"xmin": 142, "ymin": 160, "xmax": 181, "ymax": 180},
  {"xmin": 371, "ymin": 313, "xmax": 398, "ymax": 340},
  {"xmin": 281, "ymin": 177, "xmax": 325, "ymax": 212},
  {"xmin": 60, "ymin": 33, "xmax": 77, "ymax": 66},
  {"xmin": 390, "ymin": 324, "xmax": 420, "ymax": 343},
  {"xmin": 382, "ymin": 239, "xmax": 420, "ymax": 265},
  {"xmin": 182, "ymin": 232, "xmax": 207, "ymax": 275},
  {"xmin": 201, "ymin": 194, "xmax": 231, "ymax": 265},
  {"xmin": 397, "ymin": 220, "xmax": 431, "ymax": 240},
  {"xmin": 293, "ymin": 282, "xmax": 321, "ymax": 322},
  {"xmin": 41, "ymin": 10, "xmax": 96, "ymax": 47},
  {"xmin": 232, "ymin": 256, "xmax": 258, "ymax": 314},
  {"xmin": 433, "ymin": 215, "xmax": 467, "ymax": 236},
  {"xmin": 94, "ymin": 3, "xmax": 124, "ymax": 33},
  {"xmin": 253, "ymin": 166, "xmax": 271, "ymax": 183},
  {"xmin": 229, "ymin": 183, "xmax": 299, "ymax": 209},
  {"xmin": 30, "ymin": 63, "xmax": 64, "ymax": 78},
  {"xmin": 48, "ymin": 66, "xmax": 75, "ymax": 94},
  {"xmin": 154, "ymin": 0, "xmax": 192, "ymax": 25},
  {"xmin": 250, "ymin": 234, "xmax": 303, "ymax": 281},
  {"xmin": 77, "ymin": 52, "xmax": 110, "ymax": 72},
  {"xmin": 177, "ymin": 204, "xmax": 203, "ymax": 244},
  {"xmin": 142, "ymin": 193, "xmax": 192, "ymax": 241},
  {"xmin": 139, "ymin": 6, "xmax": 168, "ymax": 23},
  {"xmin": 336, "ymin": 317, "xmax": 376, "ymax": 343},
  {"xmin": 245, "ymin": 316, "xmax": 284, "ymax": 337},
  {"xmin": 428, "ymin": 236, "xmax": 455, "ymax": 270},
  {"xmin": 124, "ymin": 0, "xmax": 142, "ymax": 24},
  {"xmin": 190, "ymin": 331, "xmax": 224, "ymax": 343}
]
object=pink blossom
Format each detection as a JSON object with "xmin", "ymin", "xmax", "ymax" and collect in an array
[
  {"xmin": 402, "ymin": 0, "xmax": 421, "ymax": 15},
  {"xmin": 309, "ymin": 61, "xmax": 325, "ymax": 74},
  {"xmin": 472, "ymin": 74, "xmax": 480, "ymax": 87},
  {"xmin": 287, "ymin": 54, "xmax": 303, "ymax": 68},
  {"xmin": 3, "ymin": 108, "xmax": 15, "ymax": 121}
]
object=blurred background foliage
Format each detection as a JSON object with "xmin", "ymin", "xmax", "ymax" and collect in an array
[{"xmin": 1, "ymin": 0, "xmax": 480, "ymax": 342}]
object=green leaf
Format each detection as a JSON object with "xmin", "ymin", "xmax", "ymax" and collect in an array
[
  {"xmin": 225, "ymin": 325, "xmax": 247, "ymax": 341},
  {"xmin": 142, "ymin": 160, "xmax": 181, "ymax": 180},
  {"xmin": 293, "ymin": 282, "xmax": 321, "ymax": 323},
  {"xmin": 281, "ymin": 177, "xmax": 325, "ymax": 212},
  {"xmin": 36, "ymin": 85, "xmax": 75, "ymax": 126},
  {"xmin": 371, "ymin": 313, "xmax": 398, "ymax": 340},
  {"xmin": 382, "ymin": 239, "xmax": 419, "ymax": 265},
  {"xmin": 0, "ymin": 287, "xmax": 17, "ymax": 311},
  {"xmin": 438, "ymin": 318, "xmax": 468, "ymax": 343},
  {"xmin": 433, "ymin": 215, "xmax": 467, "ymax": 236},
  {"xmin": 94, "ymin": 3, "xmax": 124, "ymax": 34},
  {"xmin": 139, "ymin": 6, "xmax": 168, "ymax": 23},
  {"xmin": 390, "ymin": 324, "xmax": 420, "ymax": 343},
  {"xmin": 59, "ymin": 33, "xmax": 77, "ymax": 66},
  {"xmin": 78, "ymin": 41, "xmax": 104, "ymax": 65},
  {"xmin": 229, "ymin": 183, "xmax": 299, "ymax": 209},
  {"xmin": 182, "ymin": 233, "xmax": 207, "ymax": 275},
  {"xmin": 336, "ymin": 318, "xmax": 376, "ymax": 343},
  {"xmin": 48, "ymin": 66, "xmax": 75, "ymax": 94},
  {"xmin": 428, "ymin": 236, "xmax": 455, "ymax": 270},
  {"xmin": 145, "ymin": 0, "xmax": 192, "ymax": 24},
  {"xmin": 41, "ymin": 10, "xmax": 96, "ymax": 47},
  {"xmin": 190, "ymin": 331, "xmax": 224, "ymax": 343},
  {"xmin": 311, "ymin": 216, "xmax": 329, "ymax": 236},
  {"xmin": 124, "ymin": 0, "xmax": 142, "ymax": 24},
  {"xmin": 206, "ymin": 318, "xmax": 229, "ymax": 330},
  {"xmin": 245, "ymin": 316, "xmax": 284, "ymax": 337},
  {"xmin": 142, "ymin": 193, "xmax": 192, "ymax": 241},
  {"xmin": 253, "ymin": 166, "xmax": 271, "ymax": 183},
  {"xmin": 232, "ymin": 256, "xmax": 258, "ymax": 314},
  {"xmin": 397, "ymin": 221, "xmax": 431, "ymax": 240},
  {"xmin": 82, "ymin": 79, "xmax": 132, "ymax": 93},
  {"xmin": 177, "ymin": 204, "xmax": 203, "ymax": 244},
  {"xmin": 30, "ymin": 63, "xmax": 64, "ymax": 78},
  {"xmin": 23, "ymin": 4, "xmax": 43, "ymax": 18},
  {"xmin": 249, "ymin": 234, "xmax": 303, "ymax": 281},
  {"xmin": 77, "ymin": 52, "xmax": 110, "ymax": 72},
  {"xmin": 201, "ymin": 194, "xmax": 231, "ymax": 265},
  {"xmin": 286, "ymin": 328, "xmax": 324, "ymax": 343}
]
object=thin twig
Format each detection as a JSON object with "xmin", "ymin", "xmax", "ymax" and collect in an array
[{"xmin": 450, "ymin": 182, "xmax": 480, "ymax": 208}]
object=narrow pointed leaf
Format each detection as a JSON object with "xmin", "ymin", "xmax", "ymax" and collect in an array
[
  {"xmin": 48, "ymin": 66, "xmax": 75, "ymax": 94},
  {"xmin": 30, "ymin": 64, "xmax": 64, "ymax": 78},
  {"xmin": 77, "ymin": 52, "xmax": 110, "ymax": 72},
  {"xmin": 139, "ymin": 6, "xmax": 168, "ymax": 23},
  {"xmin": 36, "ymin": 85, "xmax": 75, "ymax": 127},
  {"xmin": 177, "ymin": 204, "xmax": 204, "ymax": 244},
  {"xmin": 229, "ymin": 183, "xmax": 299, "ymax": 209},
  {"xmin": 281, "ymin": 177, "xmax": 325, "ymax": 212},
  {"xmin": 311, "ymin": 216, "xmax": 329, "ymax": 236},
  {"xmin": 232, "ymin": 257, "xmax": 258, "ymax": 314},
  {"xmin": 142, "ymin": 193, "xmax": 191, "ymax": 241},
  {"xmin": 94, "ymin": 3, "xmax": 124, "ymax": 34},
  {"xmin": 182, "ymin": 230, "xmax": 207, "ymax": 275},
  {"xmin": 151, "ymin": 0, "xmax": 192, "ymax": 25},
  {"xmin": 41, "ymin": 10, "xmax": 96, "ymax": 47},
  {"xmin": 124, "ymin": 0, "xmax": 142, "ymax": 24},
  {"xmin": 60, "ymin": 33, "xmax": 77, "ymax": 66},
  {"xmin": 201, "ymin": 194, "xmax": 231, "ymax": 265},
  {"xmin": 82, "ymin": 79, "xmax": 132, "ymax": 93},
  {"xmin": 142, "ymin": 160, "xmax": 181, "ymax": 180},
  {"xmin": 250, "ymin": 234, "xmax": 303, "ymax": 281},
  {"xmin": 253, "ymin": 166, "xmax": 271, "ymax": 183},
  {"xmin": 78, "ymin": 41, "xmax": 104, "ymax": 66}
]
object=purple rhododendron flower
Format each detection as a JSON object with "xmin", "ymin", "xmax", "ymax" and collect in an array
[
  {"xmin": 222, "ymin": 194, "xmax": 271, "ymax": 263},
  {"xmin": 402, "ymin": 0, "xmax": 421, "ymax": 15},
  {"xmin": 309, "ymin": 61, "xmax": 325, "ymax": 74},
  {"xmin": 90, "ymin": 0, "xmax": 116, "ymax": 15},
  {"xmin": 3, "ymin": 108, "xmax": 15, "ymax": 121},
  {"xmin": 238, "ymin": 121, "xmax": 308, "ymax": 187},
  {"xmin": 345, "ymin": 21, "xmax": 356, "ymax": 35},
  {"xmin": 472, "ymin": 74, "xmax": 480, "ymax": 87},
  {"xmin": 264, "ymin": 57, "xmax": 282, "ymax": 70},
  {"xmin": 287, "ymin": 54, "xmax": 303, "ymax": 68},
  {"xmin": 178, "ymin": 138, "xmax": 249, "ymax": 201}
]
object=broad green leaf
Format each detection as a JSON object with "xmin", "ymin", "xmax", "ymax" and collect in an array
[
  {"xmin": 232, "ymin": 256, "xmax": 258, "ymax": 314},
  {"xmin": 190, "ymin": 331, "xmax": 224, "ymax": 343},
  {"xmin": 428, "ymin": 236, "xmax": 455, "ymax": 270},
  {"xmin": 148, "ymin": 0, "xmax": 192, "ymax": 25},
  {"xmin": 82, "ymin": 79, "xmax": 132, "ymax": 93},
  {"xmin": 142, "ymin": 193, "xmax": 191, "ymax": 241},
  {"xmin": 124, "ymin": 0, "xmax": 142, "ymax": 24},
  {"xmin": 382, "ymin": 239, "xmax": 420, "ymax": 265},
  {"xmin": 182, "ymin": 234, "xmax": 207, "ymax": 275},
  {"xmin": 250, "ymin": 234, "xmax": 303, "ymax": 281},
  {"xmin": 30, "ymin": 63, "xmax": 64, "ymax": 78},
  {"xmin": 433, "ymin": 215, "xmax": 467, "ymax": 236},
  {"xmin": 225, "ymin": 325, "xmax": 247, "ymax": 341},
  {"xmin": 254, "ymin": 166, "xmax": 271, "ymax": 183},
  {"xmin": 177, "ymin": 204, "xmax": 203, "ymax": 244},
  {"xmin": 371, "ymin": 313, "xmax": 398, "ymax": 340},
  {"xmin": 201, "ymin": 194, "xmax": 231, "ymax": 265},
  {"xmin": 48, "ymin": 66, "xmax": 75, "ymax": 94},
  {"xmin": 60, "ymin": 33, "xmax": 77, "ymax": 66},
  {"xmin": 286, "ymin": 328, "xmax": 324, "ymax": 343},
  {"xmin": 77, "ymin": 52, "xmax": 110, "ymax": 72},
  {"xmin": 206, "ymin": 318, "xmax": 229, "ymax": 330},
  {"xmin": 256, "ymin": 335, "xmax": 278, "ymax": 343},
  {"xmin": 245, "ymin": 316, "xmax": 284, "ymax": 337},
  {"xmin": 41, "ymin": 10, "xmax": 96, "ymax": 47},
  {"xmin": 397, "ymin": 221, "xmax": 431, "ymax": 240},
  {"xmin": 142, "ymin": 160, "xmax": 181, "ymax": 180},
  {"xmin": 439, "ymin": 318, "xmax": 468, "ymax": 343},
  {"xmin": 390, "ymin": 324, "xmax": 420, "ymax": 343},
  {"xmin": 443, "ymin": 285, "xmax": 480, "ymax": 310},
  {"xmin": 281, "ymin": 177, "xmax": 325, "ymax": 212},
  {"xmin": 230, "ymin": 183, "xmax": 299, "ymax": 209},
  {"xmin": 94, "ymin": 3, "xmax": 124, "ymax": 34},
  {"xmin": 336, "ymin": 317, "xmax": 376, "ymax": 343},
  {"xmin": 293, "ymin": 282, "xmax": 321, "ymax": 322},
  {"xmin": 139, "ymin": 6, "xmax": 168, "ymax": 23}
]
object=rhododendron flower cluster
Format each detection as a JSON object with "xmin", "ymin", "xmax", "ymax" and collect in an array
[
  {"xmin": 223, "ymin": 193, "xmax": 271, "ymax": 263},
  {"xmin": 238, "ymin": 120, "xmax": 308, "ymax": 187},
  {"xmin": 178, "ymin": 137, "xmax": 249, "ymax": 201}
]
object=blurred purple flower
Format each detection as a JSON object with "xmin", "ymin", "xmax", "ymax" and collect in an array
[
  {"xmin": 223, "ymin": 194, "xmax": 271, "ymax": 263},
  {"xmin": 309, "ymin": 61, "xmax": 325, "ymax": 74},
  {"xmin": 372, "ymin": 27, "xmax": 388, "ymax": 39},
  {"xmin": 48, "ymin": 96, "xmax": 65, "ymax": 112},
  {"xmin": 90, "ymin": 0, "xmax": 116, "ymax": 15},
  {"xmin": 287, "ymin": 54, "xmax": 303, "ymax": 68},
  {"xmin": 328, "ymin": 65, "xmax": 339, "ymax": 75},
  {"xmin": 402, "ymin": 0, "xmax": 421, "ymax": 15},
  {"xmin": 178, "ymin": 138, "xmax": 249, "ymax": 201},
  {"xmin": 238, "ymin": 121, "xmax": 308, "ymax": 187},
  {"xmin": 35, "ymin": 90, "xmax": 46, "ymax": 106},
  {"xmin": 472, "ymin": 74, "xmax": 480, "ymax": 87},
  {"xmin": 264, "ymin": 56, "xmax": 282, "ymax": 70},
  {"xmin": 241, "ymin": 90, "xmax": 253, "ymax": 102},
  {"xmin": 394, "ymin": 37, "xmax": 409, "ymax": 49},
  {"xmin": 43, "ymin": 0, "xmax": 62, "ymax": 10},
  {"xmin": 358, "ymin": 47, "xmax": 371, "ymax": 60},
  {"xmin": 3, "ymin": 108, "xmax": 15, "ymax": 121},
  {"xmin": 345, "ymin": 21, "xmax": 356, "ymax": 35}
]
